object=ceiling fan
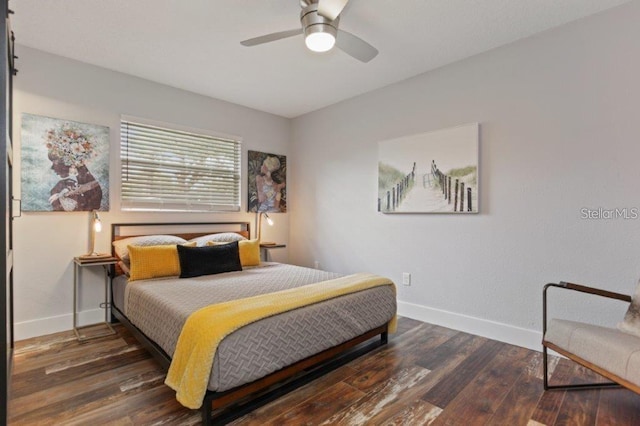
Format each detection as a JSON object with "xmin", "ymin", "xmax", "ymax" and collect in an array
[{"xmin": 240, "ymin": 0, "xmax": 378, "ymax": 63}]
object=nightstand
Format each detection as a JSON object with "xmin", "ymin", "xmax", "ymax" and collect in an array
[
  {"xmin": 260, "ymin": 243, "xmax": 286, "ymax": 261},
  {"xmin": 73, "ymin": 256, "xmax": 118, "ymax": 341}
]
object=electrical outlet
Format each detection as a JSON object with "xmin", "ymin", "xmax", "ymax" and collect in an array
[
  {"xmin": 314, "ymin": 261, "xmax": 320, "ymax": 269},
  {"xmin": 402, "ymin": 272, "xmax": 411, "ymax": 286}
]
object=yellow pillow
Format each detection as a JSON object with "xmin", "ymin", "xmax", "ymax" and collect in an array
[
  {"xmin": 239, "ymin": 239, "xmax": 261, "ymax": 267},
  {"xmin": 206, "ymin": 239, "xmax": 260, "ymax": 267},
  {"xmin": 128, "ymin": 242, "xmax": 196, "ymax": 281}
]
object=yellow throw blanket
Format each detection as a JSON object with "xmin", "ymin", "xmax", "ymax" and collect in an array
[{"xmin": 165, "ymin": 272, "xmax": 397, "ymax": 409}]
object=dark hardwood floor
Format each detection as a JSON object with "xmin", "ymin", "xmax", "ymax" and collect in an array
[{"xmin": 8, "ymin": 317, "xmax": 640, "ymax": 425}]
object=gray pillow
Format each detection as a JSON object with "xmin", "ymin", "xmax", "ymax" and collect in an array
[
  {"xmin": 617, "ymin": 279, "xmax": 640, "ymax": 338},
  {"xmin": 112, "ymin": 235, "xmax": 188, "ymax": 261}
]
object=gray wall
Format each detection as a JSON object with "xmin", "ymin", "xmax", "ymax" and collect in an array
[
  {"xmin": 13, "ymin": 2, "xmax": 640, "ymax": 347},
  {"xmin": 290, "ymin": 2, "xmax": 640, "ymax": 349},
  {"xmin": 14, "ymin": 47, "xmax": 291, "ymax": 339}
]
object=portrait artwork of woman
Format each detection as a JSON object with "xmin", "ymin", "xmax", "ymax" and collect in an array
[
  {"xmin": 248, "ymin": 150, "xmax": 287, "ymax": 213},
  {"xmin": 45, "ymin": 122, "xmax": 103, "ymax": 211},
  {"xmin": 255, "ymin": 155, "xmax": 286, "ymax": 212},
  {"xmin": 20, "ymin": 114, "xmax": 109, "ymax": 212}
]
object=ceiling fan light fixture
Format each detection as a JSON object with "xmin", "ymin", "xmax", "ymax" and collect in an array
[
  {"xmin": 305, "ymin": 26, "xmax": 336, "ymax": 52},
  {"xmin": 301, "ymin": 3, "xmax": 338, "ymax": 53},
  {"xmin": 240, "ymin": 0, "xmax": 378, "ymax": 62}
]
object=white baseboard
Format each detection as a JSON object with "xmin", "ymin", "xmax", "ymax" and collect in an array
[
  {"xmin": 17, "ymin": 301, "xmax": 544, "ymax": 353},
  {"xmin": 15, "ymin": 308, "xmax": 107, "ymax": 341},
  {"xmin": 398, "ymin": 300, "xmax": 543, "ymax": 352}
]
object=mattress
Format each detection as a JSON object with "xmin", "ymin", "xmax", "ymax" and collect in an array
[{"xmin": 113, "ymin": 263, "xmax": 396, "ymax": 392}]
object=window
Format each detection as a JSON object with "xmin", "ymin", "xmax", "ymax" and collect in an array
[{"xmin": 120, "ymin": 117, "xmax": 241, "ymax": 212}]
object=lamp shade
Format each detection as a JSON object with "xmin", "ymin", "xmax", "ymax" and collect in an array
[
  {"xmin": 264, "ymin": 212, "xmax": 274, "ymax": 226},
  {"xmin": 94, "ymin": 212, "xmax": 102, "ymax": 232}
]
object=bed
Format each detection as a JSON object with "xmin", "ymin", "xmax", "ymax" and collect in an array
[{"xmin": 109, "ymin": 222, "xmax": 397, "ymax": 425}]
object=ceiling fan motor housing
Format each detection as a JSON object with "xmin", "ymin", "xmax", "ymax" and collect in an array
[{"xmin": 301, "ymin": 2, "xmax": 339, "ymax": 43}]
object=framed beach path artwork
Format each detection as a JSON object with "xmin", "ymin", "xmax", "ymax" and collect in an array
[
  {"xmin": 248, "ymin": 150, "xmax": 287, "ymax": 213},
  {"xmin": 21, "ymin": 113, "xmax": 110, "ymax": 212},
  {"xmin": 378, "ymin": 123, "xmax": 479, "ymax": 214}
]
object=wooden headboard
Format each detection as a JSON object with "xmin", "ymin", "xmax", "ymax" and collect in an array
[{"xmin": 111, "ymin": 221, "xmax": 251, "ymax": 254}]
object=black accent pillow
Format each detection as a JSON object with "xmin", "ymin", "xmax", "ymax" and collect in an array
[{"xmin": 177, "ymin": 241, "xmax": 242, "ymax": 278}]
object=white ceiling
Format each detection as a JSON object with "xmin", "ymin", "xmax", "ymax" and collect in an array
[{"xmin": 11, "ymin": 0, "xmax": 631, "ymax": 118}]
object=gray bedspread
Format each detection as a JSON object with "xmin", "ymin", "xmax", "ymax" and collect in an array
[{"xmin": 120, "ymin": 263, "xmax": 397, "ymax": 392}]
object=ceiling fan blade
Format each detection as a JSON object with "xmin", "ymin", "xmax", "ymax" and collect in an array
[
  {"xmin": 335, "ymin": 29, "xmax": 378, "ymax": 63},
  {"xmin": 240, "ymin": 29, "xmax": 303, "ymax": 47},
  {"xmin": 317, "ymin": 0, "xmax": 349, "ymax": 21}
]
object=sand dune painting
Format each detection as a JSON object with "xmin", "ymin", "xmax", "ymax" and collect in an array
[{"xmin": 378, "ymin": 123, "xmax": 479, "ymax": 214}]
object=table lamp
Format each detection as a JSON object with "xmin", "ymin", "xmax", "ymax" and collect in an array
[
  {"xmin": 256, "ymin": 211, "xmax": 275, "ymax": 245},
  {"xmin": 80, "ymin": 211, "xmax": 110, "ymax": 259}
]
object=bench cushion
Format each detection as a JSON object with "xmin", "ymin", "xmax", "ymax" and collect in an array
[{"xmin": 545, "ymin": 319, "xmax": 640, "ymax": 387}]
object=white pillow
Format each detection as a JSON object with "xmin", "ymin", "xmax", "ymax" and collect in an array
[
  {"xmin": 112, "ymin": 235, "xmax": 188, "ymax": 261},
  {"xmin": 188, "ymin": 232, "xmax": 247, "ymax": 247}
]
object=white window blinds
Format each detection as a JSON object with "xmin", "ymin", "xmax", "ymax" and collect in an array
[{"xmin": 120, "ymin": 119, "xmax": 241, "ymax": 212}]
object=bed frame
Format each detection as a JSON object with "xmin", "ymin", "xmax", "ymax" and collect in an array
[{"xmin": 109, "ymin": 222, "xmax": 390, "ymax": 425}]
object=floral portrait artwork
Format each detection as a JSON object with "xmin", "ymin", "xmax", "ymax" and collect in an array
[
  {"xmin": 21, "ymin": 114, "xmax": 110, "ymax": 212},
  {"xmin": 248, "ymin": 150, "xmax": 286, "ymax": 213}
]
